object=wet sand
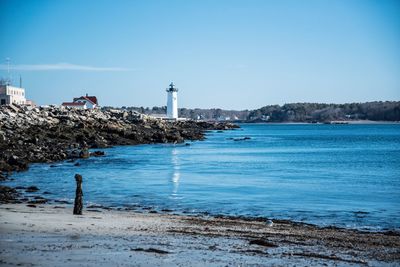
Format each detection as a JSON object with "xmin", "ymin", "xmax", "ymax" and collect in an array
[{"xmin": 0, "ymin": 204, "xmax": 399, "ymax": 266}]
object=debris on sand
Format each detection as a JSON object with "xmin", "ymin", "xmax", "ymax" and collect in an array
[
  {"xmin": 131, "ymin": 248, "xmax": 170, "ymax": 254},
  {"xmin": 249, "ymin": 239, "xmax": 278, "ymax": 248}
]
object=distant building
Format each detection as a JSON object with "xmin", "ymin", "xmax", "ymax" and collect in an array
[
  {"xmin": 217, "ymin": 116, "xmax": 231, "ymax": 121},
  {"xmin": 62, "ymin": 94, "xmax": 99, "ymax": 109},
  {"xmin": 25, "ymin": 99, "xmax": 36, "ymax": 106},
  {"xmin": 261, "ymin": 115, "xmax": 270, "ymax": 121},
  {"xmin": 151, "ymin": 113, "xmax": 168, "ymax": 119},
  {"xmin": 61, "ymin": 102, "xmax": 88, "ymax": 109},
  {"xmin": 0, "ymin": 78, "xmax": 30, "ymax": 105},
  {"xmin": 166, "ymin": 82, "xmax": 178, "ymax": 119}
]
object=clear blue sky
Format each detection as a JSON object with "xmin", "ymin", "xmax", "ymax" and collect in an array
[{"xmin": 0, "ymin": 0, "xmax": 399, "ymax": 109}]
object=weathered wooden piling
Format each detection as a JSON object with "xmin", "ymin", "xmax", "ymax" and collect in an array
[{"xmin": 73, "ymin": 174, "xmax": 83, "ymax": 215}]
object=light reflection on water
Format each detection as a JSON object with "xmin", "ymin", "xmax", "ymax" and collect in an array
[
  {"xmin": 170, "ymin": 148, "xmax": 181, "ymax": 199},
  {"xmin": 4, "ymin": 123, "xmax": 400, "ymax": 230}
]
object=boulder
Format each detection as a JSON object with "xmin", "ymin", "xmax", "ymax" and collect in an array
[
  {"xmin": 79, "ymin": 148, "xmax": 90, "ymax": 159},
  {"xmin": 0, "ymin": 186, "xmax": 20, "ymax": 203}
]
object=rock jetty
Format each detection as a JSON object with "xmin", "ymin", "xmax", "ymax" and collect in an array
[{"xmin": 0, "ymin": 105, "xmax": 238, "ymax": 173}]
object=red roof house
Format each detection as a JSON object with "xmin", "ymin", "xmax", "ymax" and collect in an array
[{"xmin": 62, "ymin": 94, "xmax": 98, "ymax": 109}]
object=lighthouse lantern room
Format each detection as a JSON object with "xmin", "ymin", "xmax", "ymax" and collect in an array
[{"xmin": 166, "ymin": 82, "xmax": 178, "ymax": 119}]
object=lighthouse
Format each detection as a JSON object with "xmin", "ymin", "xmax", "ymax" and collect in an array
[{"xmin": 166, "ymin": 82, "xmax": 178, "ymax": 119}]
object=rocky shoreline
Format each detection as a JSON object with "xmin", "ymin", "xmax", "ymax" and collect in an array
[{"xmin": 0, "ymin": 105, "xmax": 238, "ymax": 175}]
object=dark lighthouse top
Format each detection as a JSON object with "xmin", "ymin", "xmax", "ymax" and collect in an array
[{"xmin": 166, "ymin": 82, "xmax": 178, "ymax": 92}]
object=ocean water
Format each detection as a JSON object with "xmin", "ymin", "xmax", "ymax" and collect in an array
[{"xmin": 6, "ymin": 124, "xmax": 400, "ymax": 230}]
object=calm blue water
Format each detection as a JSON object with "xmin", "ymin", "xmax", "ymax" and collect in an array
[{"xmin": 6, "ymin": 124, "xmax": 400, "ymax": 230}]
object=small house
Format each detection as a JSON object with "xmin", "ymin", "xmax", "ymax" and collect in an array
[{"xmin": 62, "ymin": 94, "xmax": 99, "ymax": 109}]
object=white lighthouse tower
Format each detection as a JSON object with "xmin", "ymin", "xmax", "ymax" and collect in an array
[{"xmin": 166, "ymin": 82, "xmax": 178, "ymax": 119}]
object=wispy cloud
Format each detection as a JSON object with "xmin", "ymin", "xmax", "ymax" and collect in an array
[{"xmin": 0, "ymin": 63, "xmax": 135, "ymax": 72}]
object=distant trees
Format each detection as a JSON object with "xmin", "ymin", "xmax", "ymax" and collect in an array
[
  {"xmin": 247, "ymin": 101, "xmax": 400, "ymax": 122},
  {"xmin": 104, "ymin": 101, "xmax": 400, "ymax": 122}
]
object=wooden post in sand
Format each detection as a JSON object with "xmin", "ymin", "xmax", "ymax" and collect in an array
[{"xmin": 73, "ymin": 174, "xmax": 83, "ymax": 215}]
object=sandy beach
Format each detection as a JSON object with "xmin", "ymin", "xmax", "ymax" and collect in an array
[{"xmin": 1, "ymin": 204, "xmax": 399, "ymax": 267}]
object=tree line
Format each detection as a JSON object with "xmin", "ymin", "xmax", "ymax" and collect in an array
[
  {"xmin": 103, "ymin": 101, "xmax": 400, "ymax": 122},
  {"xmin": 247, "ymin": 101, "xmax": 400, "ymax": 122}
]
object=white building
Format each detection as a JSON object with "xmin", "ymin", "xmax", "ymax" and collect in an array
[
  {"xmin": 166, "ymin": 82, "xmax": 178, "ymax": 119},
  {"xmin": 61, "ymin": 102, "xmax": 87, "ymax": 109},
  {"xmin": 62, "ymin": 94, "xmax": 98, "ymax": 109},
  {"xmin": 0, "ymin": 84, "xmax": 27, "ymax": 105}
]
